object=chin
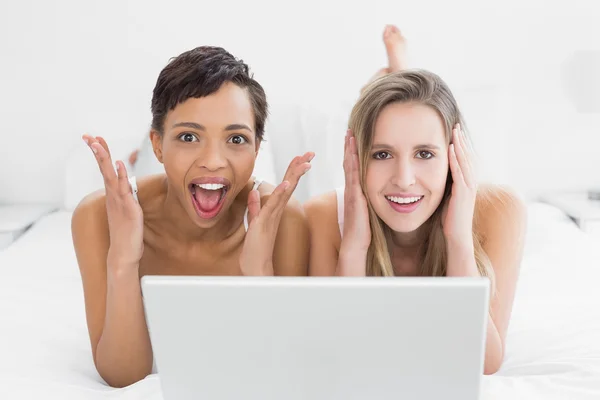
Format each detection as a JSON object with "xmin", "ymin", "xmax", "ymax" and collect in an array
[
  {"xmin": 383, "ymin": 218, "xmax": 425, "ymax": 234},
  {"xmin": 372, "ymin": 202, "xmax": 421, "ymax": 233}
]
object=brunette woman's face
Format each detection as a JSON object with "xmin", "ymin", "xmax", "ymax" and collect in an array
[{"xmin": 152, "ymin": 82, "xmax": 258, "ymax": 226}]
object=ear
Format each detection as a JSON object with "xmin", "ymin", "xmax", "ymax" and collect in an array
[{"xmin": 150, "ymin": 130, "xmax": 164, "ymax": 163}]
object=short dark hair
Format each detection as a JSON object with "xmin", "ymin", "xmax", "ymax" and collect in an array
[{"xmin": 150, "ymin": 46, "xmax": 268, "ymax": 141}]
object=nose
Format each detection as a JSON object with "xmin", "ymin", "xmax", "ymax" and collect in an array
[
  {"xmin": 197, "ymin": 142, "xmax": 227, "ymax": 172},
  {"xmin": 391, "ymin": 157, "xmax": 416, "ymax": 189}
]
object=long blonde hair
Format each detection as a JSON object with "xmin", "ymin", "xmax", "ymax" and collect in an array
[{"xmin": 348, "ymin": 69, "xmax": 495, "ymax": 289}]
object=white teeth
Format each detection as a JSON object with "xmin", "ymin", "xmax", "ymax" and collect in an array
[
  {"xmin": 386, "ymin": 196, "xmax": 423, "ymax": 204},
  {"xmin": 195, "ymin": 183, "xmax": 225, "ymax": 190}
]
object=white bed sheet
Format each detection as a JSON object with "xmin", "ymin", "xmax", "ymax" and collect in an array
[{"xmin": 0, "ymin": 203, "xmax": 599, "ymax": 399}]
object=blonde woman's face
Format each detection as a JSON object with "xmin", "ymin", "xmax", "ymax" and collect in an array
[{"xmin": 365, "ymin": 102, "xmax": 449, "ymax": 233}]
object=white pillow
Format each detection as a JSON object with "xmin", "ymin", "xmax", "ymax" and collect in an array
[
  {"xmin": 130, "ymin": 135, "xmax": 164, "ymax": 177},
  {"xmin": 132, "ymin": 135, "xmax": 278, "ymax": 185},
  {"xmin": 253, "ymin": 137, "xmax": 278, "ymax": 184},
  {"xmin": 62, "ymin": 139, "xmax": 135, "ymax": 211},
  {"xmin": 62, "ymin": 144, "xmax": 106, "ymax": 211}
]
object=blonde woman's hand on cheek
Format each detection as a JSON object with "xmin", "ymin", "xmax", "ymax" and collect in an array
[
  {"xmin": 442, "ymin": 124, "xmax": 477, "ymax": 247},
  {"xmin": 83, "ymin": 134, "xmax": 144, "ymax": 270},
  {"xmin": 239, "ymin": 152, "xmax": 314, "ymax": 276},
  {"xmin": 338, "ymin": 130, "xmax": 371, "ymax": 276}
]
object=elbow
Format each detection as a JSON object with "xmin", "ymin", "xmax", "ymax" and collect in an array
[
  {"xmin": 483, "ymin": 343, "xmax": 504, "ymax": 375},
  {"xmin": 93, "ymin": 349, "xmax": 153, "ymax": 388},
  {"xmin": 96, "ymin": 362, "xmax": 152, "ymax": 388},
  {"xmin": 483, "ymin": 361, "xmax": 501, "ymax": 375},
  {"xmin": 101, "ymin": 375, "xmax": 135, "ymax": 389}
]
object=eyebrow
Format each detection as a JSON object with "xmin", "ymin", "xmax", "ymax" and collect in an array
[
  {"xmin": 172, "ymin": 122, "xmax": 205, "ymax": 130},
  {"xmin": 371, "ymin": 143, "xmax": 440, "ymax": 151},
  {"xmin": 224, "ymin": 124, "xmax": 252, "ymax": 132},
  {"xmin": 171, "ymin": 122, "xmax": 253, "ymax": 132}
]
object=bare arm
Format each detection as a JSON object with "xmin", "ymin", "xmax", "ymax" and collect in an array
[
  {"xmin": 72, "ymin": 194, "xmax": 153, "ymax": 388},
  {"xmin": 73, "ymin": 135, "xmax": 153, "ymax": 387},
  {"xmin": 272, "ymin": 197, "xmax": 311, "ymax": 276},
  {"xmin": 304, "ymin": 192, "xmax": 345, "ymax": 276},
  {"xmin": 308, "ymin": 131, "xmax": 371, "ymax": 276},
  {"xmin": 446, "ymin": 187, "xmax": 527, "ymax": 374}
]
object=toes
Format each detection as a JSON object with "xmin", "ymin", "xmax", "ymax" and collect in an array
[
  {"xmin": 383, "ymin": 25, "xmax": 392, "ymax": 42},
  {"xmin": 383, "ymin": 25, "xmax": 391, "ymax": 38}
]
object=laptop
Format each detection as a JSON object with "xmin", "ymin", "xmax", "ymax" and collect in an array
[{"xmin": 141, "ymin": 276, "xmax": 490, "ymax": 400}]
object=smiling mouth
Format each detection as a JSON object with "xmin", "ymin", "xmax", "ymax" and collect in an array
[
  {"xmin": 189, "ymin": 183, "xmax": 229, "ymax": 219},
  {"xmin": 385, "ymin": 195, "xmax": 424, "ymax": 213},
  {"xmin": 385, "ymin": 195, "xmax": 424, "ymax": 204}
]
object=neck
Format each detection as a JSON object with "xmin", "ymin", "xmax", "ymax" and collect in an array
[
  {"xmin": 389, "ymin": 223, "xmax": 428, "ymax": 252},
  {"xmin": 159, "ymin": 179, "xmax": 247, "ymax": 243},
  {"xmin": 387, "ymin": 224, "xmax": 430, "ymax": 276}
]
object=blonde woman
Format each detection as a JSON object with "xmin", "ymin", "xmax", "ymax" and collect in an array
[{"xmin": 305, "ymin": 28, "xmax": 526, "ymax": 375}]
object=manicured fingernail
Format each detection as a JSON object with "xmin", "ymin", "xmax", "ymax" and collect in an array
[
  {"xmin": 91, "ymin": 145, "xmax": 98, "ymax": 154},
  {"xmin": 308, "ymin": 153, "xmax": 315, "ymax": 161},
  {"xmin": 304, "ymin": 165, "xmax": 311, "ymax": 173}
]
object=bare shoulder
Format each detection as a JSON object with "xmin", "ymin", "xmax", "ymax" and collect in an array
[
  {"xmin": 475, "ymin": 184, "xmax": 528, "ymax": 247},
  {"xmin": 255, "ymin": 180, "xmax": 304, "ymax": 219},
  {"xmin": 71, "ymin": 190, "xmax": 111, "ymax": 270},
  {"xmin": 476, "ymin": 184, "xmax": 527, "ymax": 219},
  {"xmin": 72, "ymin": 189, "xmax": 109, "ymax": 239},
  {"xmin": 71, "ymin": 174, "xmax": 165, "ymax": 245},
  {"xmin": 304, "ymin": 190, "xmax": 338, "ymax": 220},
  {"xmin": 304, "ymin": 190, "xmax": 341, "ymax": 249}
]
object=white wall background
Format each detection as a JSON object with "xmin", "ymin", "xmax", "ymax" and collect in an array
[{"xmin": 0, "ymin": 0, "xmax": 599, "ymax": 205}]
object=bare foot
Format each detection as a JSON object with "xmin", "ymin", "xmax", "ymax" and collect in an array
[
  {"xmin": 360, "ymin": 26, "xmax": 408, "ymax": 94},
  {"xmin": 383, "ymin": 25, "xmax": 407, "ymax": 72}
]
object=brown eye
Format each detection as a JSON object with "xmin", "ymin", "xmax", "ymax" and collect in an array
[
  {"xmin": 373, "ymin": 151, "xmax": 391, "ymax": 160},
  {"xmin": 228, "ymin": 135, "xmax": 248, "ymax": 145},
  {"xmin": 179, "ymin": 133, "xmax": 198, "ymax": 143},
  {"xmin": 416, "ymin": 151, "xmax": 433, "ymax": 159}
]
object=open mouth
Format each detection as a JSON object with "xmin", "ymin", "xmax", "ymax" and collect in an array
[
  {"xmin": 385, "ymin": 195, "xmax": 424, "ymax": 213},
  {"xmin": 189, "ymin": 183, "xmax": 229, "ymax": 220}
]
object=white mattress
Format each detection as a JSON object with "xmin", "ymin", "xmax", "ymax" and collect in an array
[{"xmin": 0, "ymin": 203, "xmax": 599, "ymax": 399}]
